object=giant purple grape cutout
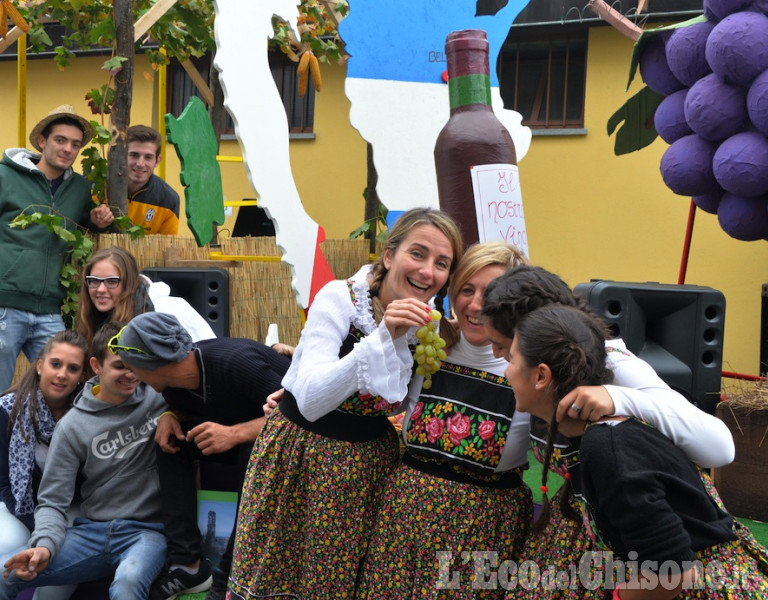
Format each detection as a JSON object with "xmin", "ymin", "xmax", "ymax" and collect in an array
[
  {"xmin": 666, "ymin": 21, "xmax": 714, "ymax": 86},
  {"xmin": 717, "ymin": 193, "xmax": 768, "ymax": 239},
  {"xmin": 713, "ymin": 131, "xmax": 768, "ymax": 196},
  {"xmin": 640, "ymin": 33, "xmax": 685, "ymax": 96},
  {"xmin": 655, "ymin": 89, "xmax": 692, "ymax": 144},
  {"xmin": 747, "ymin": 68, "xmax": 768, "ymax": 136},
  {"xmin": 705, "ymin": 11, "xmax": 768, "ymax": 87},
  {"xmin": 660, "ymin": 134, "xmax": 718, "ymax": 196},
  {"xmin": 684, "ymin": 73, "xmax": 747, "ymax": 141},
  {"xmin": 647, "ymin": 4, "xmax": 768, "ymax": 241}
]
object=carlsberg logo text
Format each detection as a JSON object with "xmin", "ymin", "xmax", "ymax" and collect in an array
[{"xmin": 92, "ymin": 416, "xmax": 157, "ymax": 459}]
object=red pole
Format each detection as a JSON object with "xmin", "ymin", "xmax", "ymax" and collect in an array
[{"xmin": 678, "ymin": 200, "xmax": 696, "ymax": 285}]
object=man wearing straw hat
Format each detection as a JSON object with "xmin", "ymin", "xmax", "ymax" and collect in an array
[
  {"xmin": 109, "ymin": 311, "xmax": 292, "ymax": 600},
  {"xmin": 0, "ymin": 104, "xmax": 114, "ymax": 391}
]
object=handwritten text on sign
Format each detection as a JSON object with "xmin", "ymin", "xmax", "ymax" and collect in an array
[{"xmin": 471, "ymin": 164, "xmax": 529, "ymax": 257}]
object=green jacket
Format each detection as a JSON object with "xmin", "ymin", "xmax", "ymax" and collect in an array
[{"xmin": 0, "ymin": 148, "xmax": 93, "ymax": 314}]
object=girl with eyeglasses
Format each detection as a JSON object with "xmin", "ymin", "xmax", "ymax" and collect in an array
[{"xmin": 75, "ymin": 247, "xmax": 214, "ymax": 346}]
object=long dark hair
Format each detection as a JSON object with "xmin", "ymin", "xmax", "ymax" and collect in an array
[
  {"xmin": 3, "ymin": 330, "xmax": 89, "ymax": 441},
  {"xmin": 515, "ymin": 304, "xmax": 613, "ymax": 533}
]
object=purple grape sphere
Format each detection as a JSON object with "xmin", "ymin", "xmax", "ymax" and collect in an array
[
  {"xmin": 747, "ymin": 69, "xmax": 768, "ymax": 136},
  {"xmin": 666, "ymin": 22, "xmax": 715, "ymax": 87},
  {"xmin": 640, "ymin": 34, "xmax": 685, "ymax": 96},
  {"xmin": 717, "ymin": 193, "xmax": 768, "ymax": 240},
  {"xmin": 704, "ymin": 0, "xmax": 752, "ymax": 22},
  {"xmin": 713, "ymin": 131, "xmax": 768, "ymax": 196},
  {"xmin": 684, "ymin": 73, "xmax": 746, "ymax": 141},
  {"xmin": 694, "ymin": 188, "xmax": 726, "ymax": 214},
  {"xmin": 706, "ymin": 12, "xmax": 768, "ymax": 88},
  {"xmin": 660, "ymin": 134, "xmax": 718, "ymax": 196},
  {"xmin": 655, "ymin": 89, "xmax": 692, "ymax": 144}
]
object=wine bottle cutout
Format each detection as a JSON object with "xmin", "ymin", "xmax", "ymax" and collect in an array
[{"xmin": 434, "ymin": 29, "xmax": 517, "ymax": 248}]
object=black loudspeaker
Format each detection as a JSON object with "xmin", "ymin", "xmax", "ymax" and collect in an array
[
  {"xmin": 142, "ymin": 268, "xmax": 230, "ymax": 338},
  {"xmin": 573, "ymin": 281, "xmax": 725, "ymax": 414},
  {"xmin": 231, "ymin": 204, "xmax": 276, "ymax": 238}
]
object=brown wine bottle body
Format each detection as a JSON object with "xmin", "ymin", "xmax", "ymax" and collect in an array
[{"xmin": 434, "ymin": 30, "xmax": 517, "ymax": 248}]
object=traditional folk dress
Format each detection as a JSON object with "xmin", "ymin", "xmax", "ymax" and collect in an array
[
  {"xmin": 229, "ymin": 268, "xmax": 412, "ymax": 600},
  {"xmin": 356, "ymin": 334, "xmax": 533, "ymax": 599}
]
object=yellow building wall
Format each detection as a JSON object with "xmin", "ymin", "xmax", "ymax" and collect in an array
[
  {"xmin": 519, "ymin": 26, "xmax": 768, "ymax": 377},
  {"xmin": 3, "ymin": 31, "xmax": 768, "ymax": 376}
]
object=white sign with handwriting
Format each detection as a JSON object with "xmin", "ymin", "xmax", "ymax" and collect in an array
[{"xmin": 471, "ymin": 163, "xmax": 529, "ymax": 257}]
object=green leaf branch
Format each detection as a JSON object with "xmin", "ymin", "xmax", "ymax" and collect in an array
[{"xmin": 9, "ymin": 208, "xmax": 145, "ymax": 328}]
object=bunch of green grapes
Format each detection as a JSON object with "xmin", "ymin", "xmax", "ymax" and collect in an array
[{"xmin": 414, "ymin": 310, "xmax": 448, "ymax": 389}]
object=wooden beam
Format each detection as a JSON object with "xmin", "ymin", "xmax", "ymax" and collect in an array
[
  {"xmin": 0, "ymin": 25, "xmax": 24, "ymax": 54},
  {"xmin": 318, "ymin": 0, "xmax": 343, "ymax": 29},
  {"xmin": 180, "ymin": 59, "xmax": 215, "ymax": 106},
  {"xmin": 587, "ymin": 0, "xmax": 643, "ymax": 41},
  {"xmin": 134, "ymin": 0, "xmax": 178, "ymax": 42}
]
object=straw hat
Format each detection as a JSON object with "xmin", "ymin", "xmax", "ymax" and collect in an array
[{"xmin": 28, "ymin": 104, "xmax": 94, "ymax": 151}]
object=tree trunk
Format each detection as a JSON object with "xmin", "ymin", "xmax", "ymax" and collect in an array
[
  {"xmin": 107, "ymin": 0, "xmax": 135, "ymax": 218},
  {"xmin": 365, "ymin": 142, "xmax": 379, "ymax": 254},
  {"xmin": 208, "ymin": 52, "xmax": 225, "ymax": 247}
]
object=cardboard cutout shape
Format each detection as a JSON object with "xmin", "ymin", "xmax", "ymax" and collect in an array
[{"xmin": 213, "ymin": 0, "xmax": 334, "ymax": 308}]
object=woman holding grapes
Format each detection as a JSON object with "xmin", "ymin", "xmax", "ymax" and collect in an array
[{"xmin": 229, "ymin": 208, "xmax": 462, "ymax": 600}]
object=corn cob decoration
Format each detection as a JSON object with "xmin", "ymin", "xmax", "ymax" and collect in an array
[
  {"xmin": 297, "ymin": 50, "xmax": 311, "ymax": 97},
  {"xmin": 297, "ymin": 50, "xmax": 322, "ymax": 96},
  {"xmin": 309, "ymin": 52, "xmax": 322, "ymax": 92}
]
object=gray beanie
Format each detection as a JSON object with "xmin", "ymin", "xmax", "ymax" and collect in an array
[{"xmin": 113, "ymin": 312, "xmax": 194, "ymax": 370}]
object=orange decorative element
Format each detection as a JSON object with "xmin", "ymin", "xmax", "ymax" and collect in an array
[{"xmin": 0, "ymin": 0, "xmax": 30, "ymax": 38}]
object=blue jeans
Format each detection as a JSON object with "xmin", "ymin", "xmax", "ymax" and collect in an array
[
  {"xmin": 0, "ymin": 519, "xmax": 166, "ymax": 600},
  {"xmin": 0, "ymin": 308, "xmax": 64, "ymax": 392}
]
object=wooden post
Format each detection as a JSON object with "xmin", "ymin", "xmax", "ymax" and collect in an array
[
  {"xmin": 107, "ymin": 0, "xmax": 135, "ymax": 218},
  {"xmin": 208, "ymin": 50, "xmax": 226, "ymax": 247},
  {"xmin": 365, "ymin": 143, "xmax": 379, "ymax": 255}
]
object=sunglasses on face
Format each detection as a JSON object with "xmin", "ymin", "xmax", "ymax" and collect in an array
[
  {"xmin": 85, "ymin": 276, "xmax": 121, "ymax": 289},
  {"xmin": 108, "ymin": 325, "xmax": 150, "ymax": 356}
]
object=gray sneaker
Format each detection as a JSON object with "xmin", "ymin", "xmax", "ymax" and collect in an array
[{"xmin": 149, "ymin": 559, "xmax": 213, "ymax": 600}]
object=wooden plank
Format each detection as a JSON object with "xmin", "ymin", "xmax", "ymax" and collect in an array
[
  {"xmin": 318, "ymin": 0, "xmax": 342, "ymax": 29},
  {"xmin": 0, "ymin": 26, "xmax": 24, "ymax": 54},
  {"xmin": 134, "ymin": 0, "xmax": 178, "ymax": 42},
  {"xmin": 165, "ymin": 259, "xmax": 243, "ymax": 268},
  {"xmin": 180, "ymin": 59, "xmax": 215, "ymax": 106}
]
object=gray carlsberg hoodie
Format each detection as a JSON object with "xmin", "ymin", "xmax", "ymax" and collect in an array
[{"xmin": 29, "ymin": 378, "xmax": 168, "ymax": 558}]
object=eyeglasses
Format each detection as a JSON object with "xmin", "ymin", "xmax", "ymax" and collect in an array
[
  {"xmin": 108, "ymin": 325, "xmax": 150, "ymax": 356},
  {"xmin": 85, "ymin": 276, "xmax": 121, "ymax": 289}
]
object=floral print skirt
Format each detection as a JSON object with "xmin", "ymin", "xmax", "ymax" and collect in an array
[
  {"xmin": 228, "ymin": 410, "xmax": 400, "ymax": 600},
  {"xmin": 511, "ymin": 489, "xmax": 604, "ymax": 600},
  {"xmin": 356, "ymin": 461, "xmax": 533, "ymax": 599},
  {"xmin": 511, "ymin": 481, "xmax": 768, "ymax": 599}
]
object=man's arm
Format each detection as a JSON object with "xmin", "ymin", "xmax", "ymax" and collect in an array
[{"xmin": 185, "ymin": 418, "xmax": 266, "ymax": 455}]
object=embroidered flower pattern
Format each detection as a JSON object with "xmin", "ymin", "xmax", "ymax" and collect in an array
[{"xmin": 406, "ymin": 399, "xmax": 510, "ymax": 469}]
